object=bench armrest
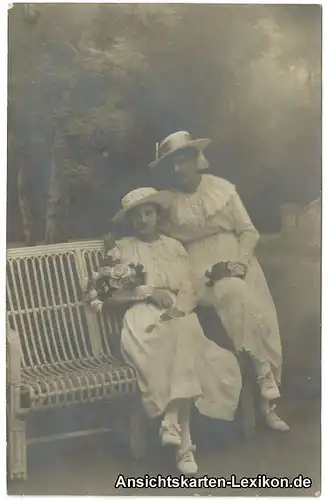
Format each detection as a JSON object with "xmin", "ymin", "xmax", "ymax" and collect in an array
[{"xmin": 6, "ymin": 326, "xmax": 21, "ymax": 385}]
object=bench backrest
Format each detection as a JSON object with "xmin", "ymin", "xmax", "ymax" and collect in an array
[
  {"xmin": 79, "ymin": 243, "xmax": 124, "ymax": 360},
  {"xmin": 6, "ymin": 240, "xmax": 123, "ymax": 368}
]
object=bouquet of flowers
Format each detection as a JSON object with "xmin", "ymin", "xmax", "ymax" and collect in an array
[{"xmin": 84, "ymin": 257, "xmax": 151, "ymax": 312}]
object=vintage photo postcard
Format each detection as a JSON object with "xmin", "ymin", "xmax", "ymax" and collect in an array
[{"xmin": 6, "ymin": 3, "xmax": 321, "ymax": 496}]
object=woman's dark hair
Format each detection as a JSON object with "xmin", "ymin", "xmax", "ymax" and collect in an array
[
  {"xmin": 170, "ymin": 147, "xmax": 199, "ymax": 164},
  {"xmin": 152, "ymin": 147, "xmax": 200, "ymax": 191},
  {"xmin": 117, "ymin": 202, "xmax": 164, "ymax": 237},
  {"xmin": 182, "ymin": 147, "xmax": 200, "ymax": 157},
  {"xmin": 104, "ymin": 202, "xmax": 170, "ymax": 249}
]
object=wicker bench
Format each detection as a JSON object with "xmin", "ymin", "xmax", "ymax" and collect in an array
[
  {"xmin": 7, "ymin": 239, "xmax": 256, "ymax": 480},
  {"xmin": 6, "ymin": 240, "xmax": 146, "ymax": 480}
]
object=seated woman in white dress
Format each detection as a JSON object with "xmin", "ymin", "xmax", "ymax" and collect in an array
[
  {"xmin": 149, "ymin": 131, "xmax": 290, "ymax": 432},
  {"xmin": 109, "ymin": 187, "xmax": 242, "ymax": 475}
]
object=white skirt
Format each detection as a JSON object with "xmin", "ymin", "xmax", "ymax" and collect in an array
[
  {"xmin": 120, "ymin": 297, "xmax": 242, "ymax": 420},
  {"xmin": 186, "ymin": 233, "xmax": 283, "ymax": 384}
]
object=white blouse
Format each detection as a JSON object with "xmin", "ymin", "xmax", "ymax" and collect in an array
[
  {"xmin": 107, "ymin": 234, "xmax": 198, "ymax": 313},
  {"xmin": 164, "ymin": 174, "xmax": 260, "ymax": 266}
]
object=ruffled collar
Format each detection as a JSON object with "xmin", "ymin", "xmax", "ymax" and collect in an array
[{"xmin": 171, "ymin": 174, "xmax": 236, "ymax": 219}]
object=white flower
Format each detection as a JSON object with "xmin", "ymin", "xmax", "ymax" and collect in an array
[
  {"xmin": 110, "ymin": 263, "xmax": 132, "ymax": 281},
  {"xmin": 90, "ymin": 299, "xmax": 103, "ymax": 313},
  {"xmin": 109, "ymin": 278, "xmax": 123, "ymax": 290},
  {"xmin": 89, "ymin": 289, "xmax": 98, "ymax": 300}
]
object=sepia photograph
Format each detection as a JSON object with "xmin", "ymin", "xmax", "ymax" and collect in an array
[{"xmin": 6, "ymin": 2, "xmax": 321, "ymax": 496}]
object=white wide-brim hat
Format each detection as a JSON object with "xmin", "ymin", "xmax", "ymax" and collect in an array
[
  {"xmin": 112, "ymin": 187, "xmax": 174, "ymax": 224},
  {"xmin": 149, "ymin": 131, "xmax": 211, "ymax": 169}
]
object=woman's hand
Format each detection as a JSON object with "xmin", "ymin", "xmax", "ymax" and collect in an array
[
  {"xmin": 227, "ymin": 262, "xmax": 248, "ymax": 279},
  {"xmin": 160, "ymin": 307, "xmax": 185, "ymax": 322},
  {"xmin": 149, "ymin": 289, "xmax": 174, "ymax": 309},
  {"xmin": 145, "ymin": 307, "xmax": 185, "ymax": 334}
]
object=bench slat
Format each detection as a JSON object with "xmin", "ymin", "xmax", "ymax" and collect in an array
[
  {"xmin": 7, "ymin": 251, "xmax": 95, "ymax": 367},
  {"xmin": 81, "ymin": 248, "xmax": 124, "ymax": 359},
  {"xmin": 9, "ymin": 302, "xmax": 84, "ymax": 315},
  {"xmin": 7, "ymin": 241, "xmax": 139, "ymax": 482},
  {"xmin": 19, "ymin": 355, "xmax": 136, "ymax": 411}
]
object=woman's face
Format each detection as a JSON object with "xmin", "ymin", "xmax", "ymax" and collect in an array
[
  {"xmin": 129, "ymin": 203, "xmax": 158, "ymax": 238},
  {"xmin": 162, "ymin": 148, "xmax": 199, "ymax": 191}
]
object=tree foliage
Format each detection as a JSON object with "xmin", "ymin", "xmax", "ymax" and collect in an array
[{"xmin": 7, "ymin": 4, "xmax": 321, "ymax": 243}]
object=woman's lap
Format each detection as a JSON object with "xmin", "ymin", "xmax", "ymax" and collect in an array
[
  {"xmin": 196, "ymin": 276, "xmax": 282, "ymax": 377},
  {"xmin": 121, "ymin": 304, "xmax": 203, "ymax": 418},
  {"xmin": 120, "ymin": 302, "xmax": 241, "ymax": 420}
]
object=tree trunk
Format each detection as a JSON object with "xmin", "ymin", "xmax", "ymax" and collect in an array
[
  {"xmin": 45, "ymin": 135, "xmax": 69, "ymax": 244},
  {"xmin": 17, "ymin": 166, "xmax": 37, "ymax": 246}
]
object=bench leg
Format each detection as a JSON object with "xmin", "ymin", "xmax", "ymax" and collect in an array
[
  {"xmin": 129, "ymin": 399, "xmax": 148, "ymax": 459},
  {"xmin": 7, "ymin": 383, "xmax": 27, "ymax": 481},
  {"xmin": 8, "ymin": 418, "xmax": 27, "ymax": 481}
]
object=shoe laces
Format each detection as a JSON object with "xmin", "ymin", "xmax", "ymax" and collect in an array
[
  {"xmin": 268, "ymin": 404, "xmax": 283, "ymax": 422},
  {"xmin": 160, "ymin": 420, "xmax": 181, "ymax": 435},
  {"xmin": 261, "ymin": 371, "xmax": 275, "ymax": 389},
  {"xmin": 177, "ymin": 444, "xmax": 196, "ymax": 462}
]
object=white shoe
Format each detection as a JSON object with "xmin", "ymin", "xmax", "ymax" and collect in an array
[
  {"xmin": 159, "ymin": 420, "xmax": 181, "ymax": 447},
  {"xmin": 264, "ymin": 405, "xmax": 290, "ymax": 432},
  {"xmin": 258, "ymin": 371, "xmax": 281, "ymax": 400},
  {"xmin": 176, "ymin": 445, "xmax": 198, "ymax": 475}
]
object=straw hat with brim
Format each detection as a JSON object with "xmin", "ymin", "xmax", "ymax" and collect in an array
[
  {"xmin": 112, "ymin": 187, "xmax": 174, "ymax": 225},
  {"xmin": 149, "ymin": 131, "xmax": 211, "ymax": 169}
]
